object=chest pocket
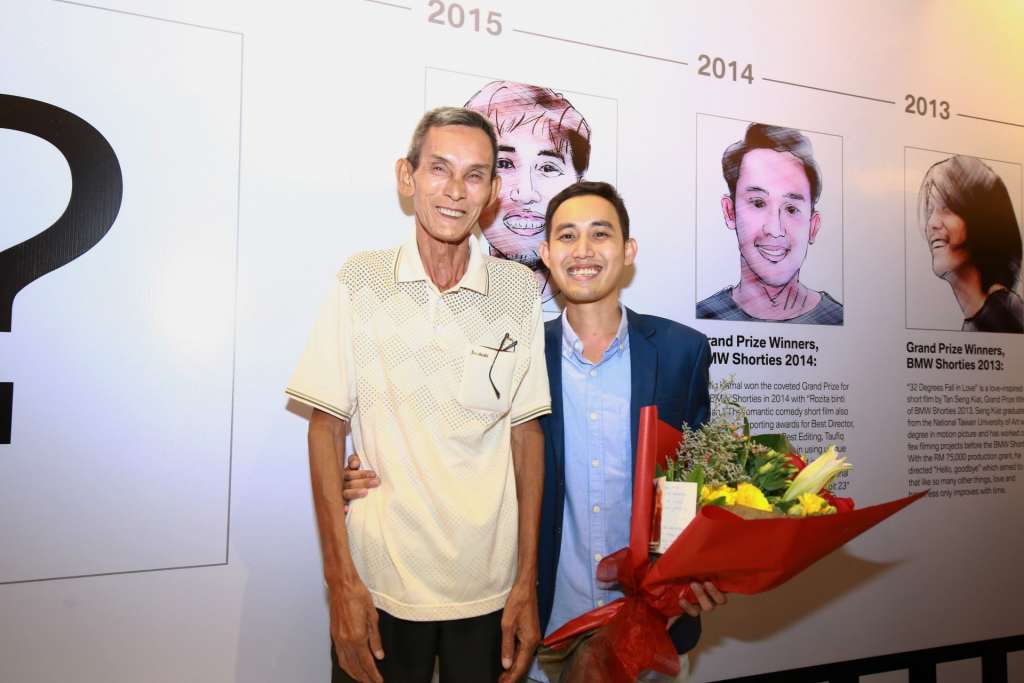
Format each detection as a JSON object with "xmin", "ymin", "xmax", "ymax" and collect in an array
[{"xmin": 458, "ymin": 334, "xmax": 517, "ymax": 413}]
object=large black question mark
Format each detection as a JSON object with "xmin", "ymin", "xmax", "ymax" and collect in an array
[{"xmin": 1, "ymin": 95, "xmax": 123, "ymax": 445}]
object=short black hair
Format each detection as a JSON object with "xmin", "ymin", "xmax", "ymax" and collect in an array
[
  {"xmin": 544, "ymin": 181, "xmax": 630, "ymax": 241},
  {"xmin": 722, "ymin": 123, "xmax": 822, "ymax": 206}
]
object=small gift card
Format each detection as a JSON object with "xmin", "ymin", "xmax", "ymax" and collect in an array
[{"xmin": 650, "ymin": 478, "xmax": 698, "ymax": 554}]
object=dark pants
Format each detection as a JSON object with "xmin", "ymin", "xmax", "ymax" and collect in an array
[{"xmin": 331, "ymin": 609, "xmax": 503, "ymax": 683}]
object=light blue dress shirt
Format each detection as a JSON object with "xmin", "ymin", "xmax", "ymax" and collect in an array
[{"xmin": 530, "ymin": 305, "xmax": 632, "ymax": 682}]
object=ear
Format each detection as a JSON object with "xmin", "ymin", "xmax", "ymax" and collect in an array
[
  {"xmin": 396, "ymin": 158, "xmax": 414, "ymax": 198},
  {"xmin": 721, "ymin": 196, "xmax": 737, "ymax": 230},
  {"xmin": 808, "ymin": 210, "xmax": 821, "ymax": 244},
  {"xmin": 489, "ymin": 173, "xmax": 502, "ymax": 206},
  {"xmin": 539, "ymin": 238, "xmax": 551, "ymax": 270},
  {"xmin": 623, "ymin": 238, "xmax": 637, "ymax": 267}
]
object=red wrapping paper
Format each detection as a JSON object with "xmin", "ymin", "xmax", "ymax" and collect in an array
[{"xmin": 541, "ymin": 406, "xmax": 926, "ymax": 682}]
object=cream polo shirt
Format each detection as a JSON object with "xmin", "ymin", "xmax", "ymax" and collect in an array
[{"xmin": 287, "ymin": 233, "xmax": 551, "ymax": 621}]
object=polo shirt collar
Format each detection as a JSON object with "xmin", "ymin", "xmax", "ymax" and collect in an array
[{"xmin": 394, "ymin": 231, "xmax": 488, "ymax": 294}]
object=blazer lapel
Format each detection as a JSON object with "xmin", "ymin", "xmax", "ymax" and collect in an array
[
  {"xmin": 544, "ymin": 317, "xmax": 565, "ymax": 481},
  {"xmin": 627, "ymin": 308, "xmax": 658, "ymax": 471}
]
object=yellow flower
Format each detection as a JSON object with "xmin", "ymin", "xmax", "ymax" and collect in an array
[
  {"xmin": 798, "ymin": 492, "xmax": 828, "ymax": 515},
  {"xmin": 786, "ymin": 493, "xmax": 838, "ymax": 517},
  {"xmin": 701, "ymin": 484, "xmax": 736, "ymax": 506},
  {"xmin": 734, "ymin": 483, "xmax": 773, "ymax": 511}
]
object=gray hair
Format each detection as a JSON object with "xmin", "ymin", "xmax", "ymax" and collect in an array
[{"xmin": 406, "ymin": 107, "xmax": 498, "ymax": 177}]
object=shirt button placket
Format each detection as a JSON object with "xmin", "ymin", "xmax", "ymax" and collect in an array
[
  {"xmin": 588, "ymin": 375, "xmax": 603, "ymax": 596},
  {"xmin": 436, "ymin": 293, "xmax": 449, "ymax": 336},
  {"xmin": 427, "ymin": 291, "xmax": 442, "ymax": 343}
]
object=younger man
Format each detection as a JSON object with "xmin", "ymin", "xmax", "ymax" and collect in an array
[{"xmin": 534, "ymin": 182, "xmax": 724, "ymax": 681}]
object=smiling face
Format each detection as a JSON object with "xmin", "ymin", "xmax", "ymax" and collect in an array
[
  {"xmin": 481, "ymin": 125, "xmax": 578, "ymax": 270},
  {"xmin": 924, "ymin": 192, "xmax": 971, "ymax": 280},
  {"xmin": 397, "ymin": 125, "xmax": 499, "ymax": 246},
  {"xmin": 540, "ymin": 194, "xmax": 636, "ymax": 307},
  {"xmin": 722, "ymin": 148, "xmax": 821, "ymax": 288}
]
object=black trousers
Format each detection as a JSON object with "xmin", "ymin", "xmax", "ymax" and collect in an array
[{"xmin": 331, "ymin": 608, "xmax": 504, "ymax": 683}]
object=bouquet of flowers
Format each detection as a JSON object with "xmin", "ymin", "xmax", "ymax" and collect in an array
[
  {"xmin": 661, "ymin": 398, "xmax": 855, "ymax": 523},
  {"xmin": 538, "ymin": 404, "xmax": 924, "ymax": 683}
]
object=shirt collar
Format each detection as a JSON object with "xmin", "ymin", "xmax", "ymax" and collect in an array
[
  {"xmin": 561, "ymin": 302, "xmax": 630, "ymax": 362},
  {"xmin": 394, "ymin": 231, "xmax": 488, "ymax": 295}
]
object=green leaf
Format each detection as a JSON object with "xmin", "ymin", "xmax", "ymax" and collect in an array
[
  {"xmin": 751, "ymin": 433, "xmax": 796, "ymax": 454},
  {"xmin": 686, "ymin": 464, "xmax": 705, "ymax": 491},
  {"xmin": 775, "ymin": 498, "xmax": 800, "ymax": 513}
]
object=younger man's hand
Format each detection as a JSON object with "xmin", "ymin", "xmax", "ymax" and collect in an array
[
  {"xmin": 341, "ymin": 453, "xmax": 380, "ymax": 512},
  {"xmin": 678, "ymin": 580, "xmax": 727, "ymax": 618}
]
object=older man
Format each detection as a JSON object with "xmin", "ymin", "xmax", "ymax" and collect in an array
[{"xmin": 287, "ymin": 107, "xmax": 549, "ymax": 683}]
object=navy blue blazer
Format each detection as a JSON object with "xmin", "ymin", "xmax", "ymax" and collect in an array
[{"xmin": 537, "ymin": 308, "xmax": 712, "ymax": 654}]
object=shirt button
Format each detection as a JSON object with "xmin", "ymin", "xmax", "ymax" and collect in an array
[
  {"xmin": 589, "ymin": 412, "xmax": 598, "ymax": 421},
  {"xmin": 594, "ymin": 553, "xmax": 602, "ymax": 562},
  {"xmin": 589, "ymin": 369, "xmax": 597, "ymax": 377},
  {"xmin": 591, "ymin": 459, "xmax": 599, "ymax": 467},
  {"xmin": 574, "ymin": 341, "xmax": 582, "ymax": 351},
  {"xmin": 592, "ymin": 505, "xmax": 601, "ymax": 513},
  {"xmin": 597, "ymin": 599, "xmax": 605, "ymax": 607}
]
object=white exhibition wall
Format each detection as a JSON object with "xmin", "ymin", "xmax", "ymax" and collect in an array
[{"xmin": 1, "ymin": 1, "xmax": 1022, "ymax": 682}]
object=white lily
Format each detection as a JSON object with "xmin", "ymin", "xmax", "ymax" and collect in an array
[{"xmin": 782, "ymin": 446, "xmax": 853, "ymax": 501}]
